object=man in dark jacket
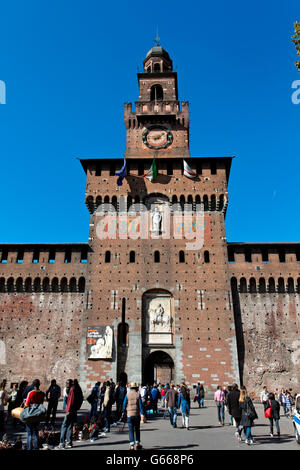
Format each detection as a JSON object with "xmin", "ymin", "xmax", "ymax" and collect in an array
[
  {"xmin": 55, "ymin": 379, "xmax": 83, "ymax": 449},
  {"xmin": 165, "ymin": 384, "xmax": 178, "ymax": 428},
  {"xmin": 226, "ymin": 383, "xmax": 242, "ymax": 440},
  {"xmin": 45, "ymin": 379, "xmax": 61, "ymax": 427}
]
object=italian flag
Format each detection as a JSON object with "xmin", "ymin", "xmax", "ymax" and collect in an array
[{"xmin": 143, "ymin": 157, "xmax": 157, "ymax": 181}]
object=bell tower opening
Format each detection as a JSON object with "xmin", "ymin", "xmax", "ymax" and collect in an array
[{"xmin": 150, "ymin": 84, "xmax": 163, "ymax": 101}]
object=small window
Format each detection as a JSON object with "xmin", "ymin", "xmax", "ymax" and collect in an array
[
  {"xmin": 153, "ymin": 63, "xmax": 161, "ymax": 72},
  {"xmin": 154, "ymin": 251, "xmax": 160, "ymax": 263},
  {"xmin": 179, "ymin": 251, "xmax": 185, "ymax": 263},
  {"xmin": 129, "ymin": 251, "xmax": 135, "ymax": 263},
  {"xmin": 105, "ymin": 251, "xmax": 111, "ymax": 263},
  {"xmin": 204, "ymin": 251, "xmax": 210, "ymax": 263}
]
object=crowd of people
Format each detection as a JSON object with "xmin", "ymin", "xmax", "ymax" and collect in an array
[{"xmin": 0, "ymin": 377, "xmax": 297, "ymax": 450}]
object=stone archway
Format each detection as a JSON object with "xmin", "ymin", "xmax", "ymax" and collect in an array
[{"xmin": 144, "ymin": 350, "xmax": 174, "ymax": 385}]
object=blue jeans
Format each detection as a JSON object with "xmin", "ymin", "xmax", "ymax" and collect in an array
[
  {"xmin": 152, "ymin": 399, "xmax": 158, "ymax": 414},
  {"xmin": 127, "ymin": 415, "xmax": 141, "ymax": 445},
  {"xmin": 245, "ymin": 426, "xmax": 253, "ymax": 440},
  {"xmin": 26, "ymin": 423, "xmax": 39, "ymax": 450},
  {"xmin": 168, "ymin": 406, "xmax": 177, "ymax": 426},
  {"xmin": 217, "ymin": 403, "xmax": 225, "ymax": 422},
  {"xmin": 60, "ymin": 411, "xmax": 77, "ymax": 445},
  {"xmin": 89, "ymin": 400, "xmax": 98, "ymax": 419}
]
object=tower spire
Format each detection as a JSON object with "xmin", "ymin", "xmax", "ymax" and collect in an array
[{"xmin": 154, "ymin": 27, "xmax": 160, "ymax": 46}]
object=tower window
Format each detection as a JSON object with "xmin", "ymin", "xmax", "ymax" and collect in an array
[
  {"xmin": 179, "ymin": 250, "xmax": 185, "ymax": 263},
  {"xmin": 105, "ymin": 251, "xmax": 111, "ymax": 263},
  {"xmin": 154, "ymin": 251, "xmax": 160, "ymax": 263},
  {"xmin": 150, "ymin": 84, "xmax": 163, "ymax": 101},
  {"xmin": 129, "ymin": 251, "xmax": 135, "ymax": 263},
  {"xmin": 204, "ymin": 251, "xmax": 210, "ymax": 263},
  {"xmin": 153, "ymin": 63, "xmax": 161, "ymax": 72}
]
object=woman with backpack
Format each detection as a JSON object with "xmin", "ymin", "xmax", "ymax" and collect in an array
[{"xmin": 239, "ymin": 388, "xmax": 257, "ymax": 445}]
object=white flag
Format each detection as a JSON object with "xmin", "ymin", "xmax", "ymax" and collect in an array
[{"xmin": 183, "ymin": 160, "xmax": 198, "ymax": 179}]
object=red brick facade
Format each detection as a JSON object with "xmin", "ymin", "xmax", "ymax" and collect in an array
[{"xmin": 0, "ymin": 45, "xmax": 299, "ymax": 396}]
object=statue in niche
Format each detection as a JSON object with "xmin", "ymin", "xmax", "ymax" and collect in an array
[{"xmin": 151, "ymin": 206, "xmax": 162, "ymax": 234}]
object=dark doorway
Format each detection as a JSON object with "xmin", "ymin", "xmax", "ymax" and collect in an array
[{"xmin": 143, "ymin": 351, "xmax": 174, "ymax": 385}]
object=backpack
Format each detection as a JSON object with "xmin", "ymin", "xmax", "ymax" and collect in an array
[{"xmin": 246, "ymin": 399, "xmax": 258, "ymax": 421}]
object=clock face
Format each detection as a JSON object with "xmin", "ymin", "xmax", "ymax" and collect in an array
[{"xmin": 142, "ymin": 126, "xmax": 173, "ymax": 149}]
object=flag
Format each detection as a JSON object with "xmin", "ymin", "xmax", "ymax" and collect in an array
[
  {"xmin": 116, "ymin": 158, "xmax": 127, "ymax": 186},
  {"xmin": 183, "ymin": 160, "xmax": 198, "ymax": 179},
  {"xmin": 143, "ymin": 157, "xmax": 158, "ymax": 181}
]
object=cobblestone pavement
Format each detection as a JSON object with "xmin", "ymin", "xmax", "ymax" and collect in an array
[{"xmin": 5, "ymin": 400, "xmax": 298, "ymax": 451}]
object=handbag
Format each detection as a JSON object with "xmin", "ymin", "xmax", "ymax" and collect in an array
[
  {"xmin": 20, "ymin": 404, "xmax": 47, "ymax": 425},
  {"xmin": 11, "ymin": 407, "xmax": 24, "ymax": 420},
  {"xmin": 264, "ymin": 400, "xmax": 272, "ymax": 418}
]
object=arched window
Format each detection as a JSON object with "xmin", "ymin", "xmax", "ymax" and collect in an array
[
  {"xmin": 287, "ymin": 278, "xmax": 295, "ymax": 293},
  {"xmin": 239, "ymin": 277, "xmax": 247, "ymax": 293},
  {"xmin": 258, "ymin": 278, "xmax": 266, "ymax": 293},
  {"xmin": 154, "ymin": 251, "xmax": 160, "ymax": 263},
  {"xmin": 249, "ymin": 277, "xmax": 257, "ymax": 293},
  {"xmin": 204, "ymin": 251, "xmax": 210, "ymax": 263},
  {"xmin": 0, "ymin": 278, "xmax": 5, "ymax": 293},
  {"xmin": 211, "ymin": 195, "xmax": 216, "ymax": 211},
  {"xmin": 219, "ymin": 194, "xmax": 224, "ymax": 211},
  {"xmin": 25, "ymin": 277, "xmax": 32, "ymax": 293},
  {"xmin": 278, "ymin": 277, "xmax": 285, "ymax": 293},
  {"xmin": 16, "ymin": 277, "xmax": 23, "ymax": 293},
  {"xmin": 78, "ymin": 277, "xmax": 85, "ymax": 293},
  {"xmin": 60, "ymin": 278, "xmax": 68, "ymax": 293},
  {"xmin": 7, "ymin": 277, "xmax": 14, "ymax": 293},
  {"xmin": 153, "ymin": 62, "xmax": 161, "ymax": 72},
  {"xmin": 69, "ymin": 277, "xmax": 77, "ymax": 293},
  {"xmin": 203, "ymin": 195, "xmax": 209, "ymax": 211},
  {"xmin": 105, "ymin": 251, "xmax": 111, "ymax": 263},
  {"xmin": 179, "ymin": 250, "xmax": 185, "ymax": 263},
  {"xmin": 51, "ymin": 277, "xmax": 59, "ymax": 293},
  {"xmin": 33, "ymin": 277, "xmax": 41, "ymax": 293},
  {"xmin": 42, "ymin": 277, "xmax": 50, "ymax": 293},
  {"xmin": 268, "ymin": 277, "xmax": 276, "ymax": 293},
  {"xmin": 150, "ymin": 84, "xmax": 163, "ymax": 101},
  {"xmin": 129, "ymin": 251, "xmax": 135, "ymax": 263},
  {"xmin": 111, "ymin": 196, "xmax": 118, "ymax": 210}
]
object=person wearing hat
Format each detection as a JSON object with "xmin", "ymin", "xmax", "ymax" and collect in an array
[{"xmin": 121, "ymin": 382, "xmax": 144, "ymax": 450}]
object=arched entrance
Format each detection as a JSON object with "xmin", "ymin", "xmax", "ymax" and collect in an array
[{"xmin": 144, "ymin": 351, "xmax": 174, "ymax": 385}]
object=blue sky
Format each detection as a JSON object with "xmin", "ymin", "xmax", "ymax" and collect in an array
[{"xmin": 0, "ymin": 0, "xmax": 299, "ymax": 243}]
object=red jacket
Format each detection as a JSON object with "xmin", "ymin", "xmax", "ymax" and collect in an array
[{"xmin": 66, "ymin": 385, "xmax": 83, "ymax": 413}]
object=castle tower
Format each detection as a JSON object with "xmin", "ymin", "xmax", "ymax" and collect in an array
[{"xmin": 79, "ymin": 43, "xmax": 240, "ymax": 390}]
